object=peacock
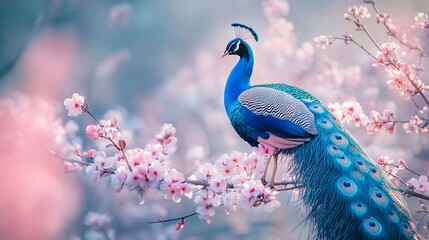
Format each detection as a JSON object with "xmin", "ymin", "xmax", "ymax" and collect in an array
[{"xmin": 222, "ymin": 23, "xmax": 423, "ymax": 240}]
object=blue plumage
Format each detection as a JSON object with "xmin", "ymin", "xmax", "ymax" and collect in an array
[{"xmin": 223, "ymin": 23, "xmax": 422, "ymax": 239}]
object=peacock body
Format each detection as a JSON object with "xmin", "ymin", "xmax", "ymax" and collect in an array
[{"xmin": 222, "ymin": 23, "xmax": 422, "ymax": 240}]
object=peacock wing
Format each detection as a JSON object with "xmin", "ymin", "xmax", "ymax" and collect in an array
[{"xmin": 238, "ymin": 86, "xmax": 318, "ymax": 149}]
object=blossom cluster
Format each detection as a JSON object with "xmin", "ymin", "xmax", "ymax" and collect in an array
[
  {"xmin": 328, "ymin": 101, "xmax": 429, "ymax": 134},
  {"xmin": 314, "ymin": 5, "xmax": 429, "ymax": 101},
  {"xmin": 313, "ymin": 35, "xmax": 334, "ymax": 50},
  {"xmin": 328, "ymin": 101, "xmax": 368, "ymax": 127},
  {"xmin": 376, "ymin": 155, "xmax": 406, "ymax": 179},
  {"xmin": 63, "ymin": 93, "xmax": 281, "ymax": 228},
  {"xmin": 345, "ymin": 5, "xmax": 371, "ymax": 20},
  {"xmin": 189, "ymin": 148, "xmax": 280, "ymax": 223},
  {"xmin": 367, "ymin": 109, "xmax": 396, "ymax": 134}
]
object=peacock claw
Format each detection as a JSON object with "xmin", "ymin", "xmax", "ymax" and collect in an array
[{"xmin": 261, "ymin": 178, "xmax": 269, "ymax": 186}]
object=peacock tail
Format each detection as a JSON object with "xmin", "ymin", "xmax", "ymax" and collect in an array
[
  {"xmin": 222, "ymin": 23, "xmax": 423, "ymax": 239},
  {"xmin": 283, "ymin": 97, "xmax": 417, "ymax": 240}
]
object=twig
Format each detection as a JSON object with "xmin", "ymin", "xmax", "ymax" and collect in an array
[
  {"xmin": 84, "ymin": 109, "xmax": 133, "ymax": 172},
  {"xmin": 147, "ymin": 212, "xmax": 198, "ymax": 224},
  {"xmin": 333, "ymin": 37, "xmax": 377, "ymax": 61},
  {"xmin": 52, "ymin": 152, "xmax": 90, "ymax": 166},
  {"xmin": 402, "ymin": 189, "xmax": 429, "ymax": 201},
  {"xmin": 276, "ymin": 185, "xmax": 304, "ymax": 192}
]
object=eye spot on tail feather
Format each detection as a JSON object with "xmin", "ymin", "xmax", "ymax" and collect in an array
[
  {"xmin": 309, "ymin": 104, "xmax": 324, "ymax": 114},
  {"xmin": 330, "ymin": 133, "xmax": 348, "ymax": 147},
  {"xmin": 389, "ymin": 211, "xmax": 399, "ymax": 223},
  {"xmin": 335, "ymin": 156, "xmax": 351, "ymax": 168},
  {"xmin": 364, "ymin": 217, "xmax": 382, "ymax": 235},
  {"xmin": 328, "ymin": 145, "xmax": 343, "ymax": 156},
  {"xmin": 355, "ymin": 159, "xmax": 369, "ymax": 172},
  {"xmin": 371, "ymin": 189, "xmax": 388, "ymax": 207},
  {"xmin": 403, "ymin": 223, "xmax": 413, "ymax": 236},
  {"xmin": 337, "ymin": 178, "xmax": 357, "ymax": 197},
  {"xmin": 351, "ymin": 202, "xmax": 367, "ymax": 215},
  {"xmin": 369, "ymin": 167, "xmax": 382, "ymax": 181},
  {"xmin": 317, "ymin": 118, "xmax": 332, "ymax": 129},
  {"xmin": 352, "ymin": 170, "xmax": 364, "ymax": 181}
]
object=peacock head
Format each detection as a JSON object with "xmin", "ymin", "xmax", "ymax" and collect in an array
[{"xmin": 222, "ymin": 23, "xmax": 258, "ymax": 58}]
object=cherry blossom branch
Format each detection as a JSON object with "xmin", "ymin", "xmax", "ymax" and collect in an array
[
  {"xmin": 368, "ymin": 2, "xmax": 425, "ymax": 53},
  {"xmin": 62, "ymin": 93, "xmax": 284, "ymax": 226},
  {"xmin": 54, "ymin": 153, "xmax": 90, "ymax": 167},
  {"xmin": 333, "ymin": 36, "xmax": 377, "ymax": 60},
  {"xmin": 384, "ymin": 163, "xmax": 422, "ymax": 177},
  {"xmin": 316, "ymin": 5, "xmax": 429, "ymax": 107},
  {"xmin": 147, "ymin": 212, "xmax": 198, "ymax": 224},
  {"xmin": 377, "ymin": 156, "xmax": 429, "ymax": 202},
  {"xmin": 403, "ymin": 190, "xmax": 429, "ymax": 202},
  {"xmin": 80, "ymin": 97, "xmax": 133, "ymax": 172}
]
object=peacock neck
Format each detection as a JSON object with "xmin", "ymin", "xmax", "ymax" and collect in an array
[{"xmin": 224, "ymin": 49, "xmax": 254, "ymax": 116}]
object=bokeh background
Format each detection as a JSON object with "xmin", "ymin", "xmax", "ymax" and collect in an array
[{"xmin": 0, "ymin": 0, "xmax": 428, "ymax": 239}]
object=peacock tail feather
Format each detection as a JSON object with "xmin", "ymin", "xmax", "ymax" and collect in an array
[{"xmin": 283, "ymin": 98, "xmax": 419, "ymax": 240}]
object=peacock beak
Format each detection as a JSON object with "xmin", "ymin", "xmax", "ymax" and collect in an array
[{"xmin": 221, "ymin": 51, "xmax": 230, "ymax": 58}]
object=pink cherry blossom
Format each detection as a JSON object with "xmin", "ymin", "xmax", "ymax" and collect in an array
[
  {"xmin": 413, "ymin": 12, "xmax": 429, "ymax": 30},
  {"xmin": 83, "ymin": 211, "xmax": 112, "ymax": 230},
  {"xmin": 86, "ymin": 125, "xmax": 100, "ymax": 141},
  {"xmin": 64, "ymin": 161, "xmax": 82, "ymax": 173},
  {"xmin": 348, "ymin": 6, "xmax": 371, "ymax": 19},
  {"xmin": 111, "ymin": 165, "xmax": 127, "ymax": 192},
  {"xmin": 99, "ymin": 119, "xmax": 121, "ymax": 140},
  {"xmin": 375, "ymin": 156, "xmax": 407, "ymax": 179},
  {"xmin": 85, "ymin": 164, "xmax": 102, "ymax": 181},
  {"xmin": 94, "ymin": 153, "xmax": 114, "ymax": 169},
  {"xmin": 407, "ymin": 176, "xmax": 429, "ymax": 193},
  {"xmin": 376, "ymin": 155, "xmax": 393, "ymax": 167},
  {"xmin": 215, "ymin": 154, "xmax": 238, "ymax": 177},
  {"xmin": 155, "ymin": 123, "xmax": 178, "ymax": 155},
  {"xmin": 160, "ymin": 169, "xmax": 187, "ymax": 203},
  {"xmin": 403, "ymin": 115, "xmax": 423, "ymax": 134},
  {"xmin": 146, "ymin": 161, "xmax": 167, "ymax": 182},
  {"xmin": 194, "ymin": 189, "xmax": 221, "ymax": 224},
  {"xmin": 64, "ymin": 93, "xmax": 86, "ymax": 116},
  {"xmin": 386, "ymin": 69, "xmax": 417, "ymax": 96},
  {"xmin": 419, "ymin": 106, "xmax": 429, "ymax": 119},
  {"xmin": 191, "ymin": 163, "xmax": 216, "ymax": 182},
  {"xmin": 238, "ymin": 180, "xmax": 265, "ymax": 210},
  {"xmin": 85, "ymin": 149, "xmax": 98, "ymax": 159},
  {"xmin": 328, "ymin": 101, "xmax": 368, "ymax": 127},
  {"xmin": 313, "ymin": 35, "xmax": 334, "ymax": 49},
  {"xmin": 209, "ymin": 178, "xmax": 228, "ymax": 193},
  {"xmin": 374, "ymin": 42, "xmax": 400, "ymax": 66},
  {"xmin": 262, "ymin": 188, "xmax": 281, "ymax": 213},
  {"xmin": 376, "ymin": 12, "xmax": 390, "ymax": 24},
  {"xmin": 367, "ymin": 109, "xmax": 397, "ymax": 134},
  {"xmin": 223, "ymin": 191, "xmax": 239, "ymax": 215}
]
